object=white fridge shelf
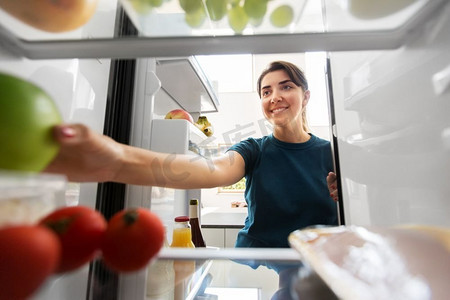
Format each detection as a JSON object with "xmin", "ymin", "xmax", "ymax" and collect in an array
[{"xmin": 0, "ymin": 0, "xmax": 447, "ymax": 59}]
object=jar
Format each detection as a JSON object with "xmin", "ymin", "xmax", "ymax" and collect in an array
[{"xmin": 170, "ymin": 216, "xmax": 195, "ymax": 248}]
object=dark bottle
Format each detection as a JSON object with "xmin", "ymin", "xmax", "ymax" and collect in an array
[{"xmin": 189, "ymin": 199, "xmax": 206, "ymax": 247}]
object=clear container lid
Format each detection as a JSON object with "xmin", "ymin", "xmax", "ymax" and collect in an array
[{"xmin": 0, "ymin": 171, "xmax": 67, "ymax": 227}]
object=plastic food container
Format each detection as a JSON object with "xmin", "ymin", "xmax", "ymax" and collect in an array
[
  {"xmin": 289, "ymin": 225, "xmax": 450, "ymax": 300},
  {"xmin": 0, "ymin": 171, "xmax": 67, "ymax": 227}
]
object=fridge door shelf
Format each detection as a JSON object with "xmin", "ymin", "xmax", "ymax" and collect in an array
[
  {"xmin": 150, "ymin": 119, "xmax": 210, "ymax": 154},
  {"xmin": 0, "ymin": 0, "xmax": 447, "ymax": 59},
  {"xmin": 154, "ymin": 56, "xmax": 219, "ymax": 114}
]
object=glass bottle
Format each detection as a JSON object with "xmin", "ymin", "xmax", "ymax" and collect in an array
[
  {"xmin": 189, "ymin": 199, "xmax": 206, "ymax": 247},
  {"xmin": 170, "ymin": 216, "xmax": 195, "ymax": 248}
]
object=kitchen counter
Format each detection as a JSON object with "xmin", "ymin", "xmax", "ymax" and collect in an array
[{"xmin": 200, "ymin": 207, "xmax": 247, "ymax": 229}]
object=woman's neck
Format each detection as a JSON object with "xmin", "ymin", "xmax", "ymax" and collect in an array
[{"xmin": 273, "ymin": 127, "xmax": 311, "ymax": 143}]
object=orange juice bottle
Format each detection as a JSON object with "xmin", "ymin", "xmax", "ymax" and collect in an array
[{"xmin": 170, "ymin": 216, "xmax": 195, "ymax": 248}]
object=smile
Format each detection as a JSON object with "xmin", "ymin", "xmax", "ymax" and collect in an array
[{"xmin": 271, "ymin": 107, "xmax": 288, "ymax": 114}]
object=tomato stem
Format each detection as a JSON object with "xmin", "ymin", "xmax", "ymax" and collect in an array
[
  {"xmin": 123, "ymin": 209, "xmax": 139, "ymax": 226},
  {"xmin": 44, "ymin": 217, "xmax": 74, "ymax": 234}
]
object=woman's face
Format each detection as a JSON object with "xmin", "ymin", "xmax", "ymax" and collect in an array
[{"xmin": 260, "ymin": 70, "xmax": 309, "ymax": 129}]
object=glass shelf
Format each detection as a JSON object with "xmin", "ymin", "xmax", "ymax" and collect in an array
[
  {"xmin": 139, "ymin": 248, "xmax": 334, "ymax": 300},
  {"xmin": 136, "ymin": 248, "xmax": 311, "ymax": 300},
  {"xmin": 0, "ymin": 0, "xmax": 446, "ymax": 59}
]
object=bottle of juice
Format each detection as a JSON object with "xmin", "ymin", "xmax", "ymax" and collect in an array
[{"xmin": 170, "ymin": 216, "xmax": 195, "ymax": 248}]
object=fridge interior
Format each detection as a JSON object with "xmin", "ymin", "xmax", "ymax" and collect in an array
[{"xmin": 1, "ymin": 0, "xmax": 449, "ymax": 299}]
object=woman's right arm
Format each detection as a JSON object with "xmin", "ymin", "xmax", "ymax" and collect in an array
[{"xmin": 44, "ymin": 124, "xmax": 245, "ymax": 189}]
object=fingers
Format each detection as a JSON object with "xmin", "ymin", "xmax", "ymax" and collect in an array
[
  {"xmin": 52, "ymin": 124, "xmax": 89, "ymax": 145},
  {"xmin": 45, "ymin": 123, "xmax": 89, "ymax": 173},
  {"xmin": 326, "ymin": 172, "xmax": 336, "ymax": 184},
  {"xmin": 327, "ymin": 172, "xmax": 339, "ymax": 202},
  {"xmin": 327, "ymin": 172, "xmax": 337, "ymax": 189},
  {"xmin": 330, "ymin": 190, "xmax": 338, "ymax": 202}
]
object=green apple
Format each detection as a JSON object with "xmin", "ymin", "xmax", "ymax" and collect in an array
[
  {"xmin": 179, "ymin": 0, "xmax": 203, "ymax": 14},
  {"xmin": 185, "ymin": 6, "xmax": 206, "ymax": 28},
  {"xmin": 243, "ymin": 0, "xmax": 267, "ymax": 20},
  {"xmin": 129, "ymin": 0, "xmax": 164, "ymax": 13},
  {"xmin": 205, "ymin": 0, "xmax": 227, "ymax": 21},
  {"xmin": 0, "ymin": 73, "xmax": 62, "ymax": 172},
  {"xmin": 249, "ymin": 16, "xmax": 264, "ymax": 27},
  {"xmin": 270, "ymin": 5, "xmax": 294, "ymax": 28},
  {"xmin": 129, "ymin": 0, "xmax": 153, "ymax": 13},
  {"xmin": 149, "ymin": 0, "xmax": 164, "ymax": 7},
  {"xmin": 228, "ymin": 5, "xmax": 249, "ymax": 34}
]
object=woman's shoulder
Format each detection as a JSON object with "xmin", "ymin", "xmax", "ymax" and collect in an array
[
  {"xmin": 226, "ymin": 136, "xmax": 272, "ymax": 160},
  {"xmin": 231, "ymin": 135, "xmax": 271, "ymax": 148},
  {"xmin": 311, "ymin": 134, "xmax": 331, "ymax": 146}
]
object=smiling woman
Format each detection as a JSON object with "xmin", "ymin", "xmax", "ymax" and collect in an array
[
  {"xmin": 195, "ymin": 53, "xmax": 330, "ymax": 144},
  {"xmin": 198, "ymin": 54, "xmax": 331, "ymax": 211}
]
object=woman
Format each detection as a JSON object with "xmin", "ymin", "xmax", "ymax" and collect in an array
[{"xmin": 46, "ymin": 61, "xmax": 339, "ymax": 248}]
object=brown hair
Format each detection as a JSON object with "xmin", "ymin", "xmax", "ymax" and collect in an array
[{"xmin": 257, "ymin": 61, "xmax": 310, "ymax": 132}]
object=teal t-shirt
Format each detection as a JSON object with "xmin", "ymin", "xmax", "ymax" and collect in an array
[{"xmin": 228, "ymin": 134, "xmax": 338, "ymax": 248}]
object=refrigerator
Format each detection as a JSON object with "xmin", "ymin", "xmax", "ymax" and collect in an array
[{"xmin": 0, "ymin": 0, "xmax": 449, "ymax": 299}]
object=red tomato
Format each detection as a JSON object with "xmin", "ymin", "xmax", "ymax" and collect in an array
[
  {"xmin": 0, "ymin": 225, "xmax": 61, "ymax": 300},
  {"xmin": 101, "ymin": 208, "xmax": 165, "ymax": 273},
  {"xmin": 40, "ymin": 205, "xmax": 107, "ymax": 273}
]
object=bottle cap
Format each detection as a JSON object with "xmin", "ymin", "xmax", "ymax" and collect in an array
[
  {"xmin": 174, "ymin": 216, "xmax": 189, "ymax": 222},
  {"xmin": 190, "ymin": 199, "xmax": 199, "ymax": 205}
]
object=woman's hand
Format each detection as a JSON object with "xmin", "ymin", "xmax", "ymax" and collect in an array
[
  {"xmin": 44, "ymin": 124, "xmax": 124, "ymax": 183},
  {"xmin": 327, "ymin": 172, "xmax": 339, "ymax": 202}
]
